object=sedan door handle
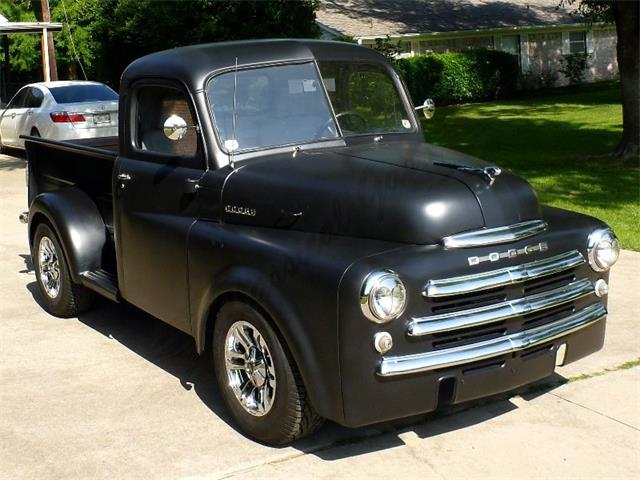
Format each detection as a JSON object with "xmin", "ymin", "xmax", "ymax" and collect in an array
[{"xmin": 11, "ymin": 113, "xmax": 15, "ymax": 118}]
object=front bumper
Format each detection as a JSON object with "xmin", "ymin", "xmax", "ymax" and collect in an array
[
  {"xmin": 380, "ymin": 302, "xmax": 605, "ymax": 376},
  {"xmin": 337, "ymin": 212, "xmax": 609, "ymax": 427}
]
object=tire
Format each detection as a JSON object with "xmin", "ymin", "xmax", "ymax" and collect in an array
[
  {"xmin": 32, "ymin": 223, "xmax": 95, "ymax": 317},
  {"xmin": 213, "ymin": 301, "xmax": 323, "ymax": 444}
]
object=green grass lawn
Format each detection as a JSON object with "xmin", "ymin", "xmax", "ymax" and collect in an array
[{"xmin": 422, "ymin": 85, "xmax": 640, "ymax": 251}]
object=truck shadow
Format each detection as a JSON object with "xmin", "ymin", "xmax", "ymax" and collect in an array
[{"xmin": 25, "ymin": 274, "xmax": 567, "ymax": 459}]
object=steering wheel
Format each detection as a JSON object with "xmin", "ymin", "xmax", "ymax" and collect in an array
[{"xmin": 316, "ymin": 111, "xmax": 368, "ymax": 137}]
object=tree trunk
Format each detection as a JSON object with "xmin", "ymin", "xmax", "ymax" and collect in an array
[{"xmin": 612, "ymin": 1, "xmax": 639, "ymax": 158}]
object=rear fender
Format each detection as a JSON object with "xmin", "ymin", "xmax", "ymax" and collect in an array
[{"xmin": 29, "ymin": 187, "xmax": 106, "ymax": 282}]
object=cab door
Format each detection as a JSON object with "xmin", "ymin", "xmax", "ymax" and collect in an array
[
  {"xmin": 113, "ymin": 82, "xmax": 206, "ymax": 333},
  {"xmin": 0, "ymin": 87, "xmax": 29, "ymax": 146}
]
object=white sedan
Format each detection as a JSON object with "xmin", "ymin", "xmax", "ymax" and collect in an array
[{"xmin": 0, "ymin": 81, "xmax": 118, "ymax": 150}]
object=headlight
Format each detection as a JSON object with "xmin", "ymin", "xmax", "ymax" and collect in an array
[
  {"xmin": 360, "ymin": 270, "xmax": 407, "ymax": 323},
  {"xmin": 587, "ymin": 228, "xmax": 620, "ymax": 272}
]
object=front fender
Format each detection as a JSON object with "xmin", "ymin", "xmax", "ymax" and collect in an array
[
  {"xmin": 29, "ymin": 187, "xmax": 106, "ymax": 282},
  {"xmin": 187, "ymin": 221, "xmax": 402, "ymax": 425},
  {"xmin": 195, "ymin": 264, "xmax": 333, "ymax": 412}
]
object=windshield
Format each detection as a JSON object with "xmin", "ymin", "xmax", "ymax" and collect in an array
[
  {"xmin": 208, "ymin": 62, "xmax": 338, "ymax": 152},
  {"xmin": 207, "ymin": 61, "xmax": 413, "ymax": 153},
  {"xmin": 317, "ymin": 61, "xmax": 414, "ymax": 135},
  {"xmin": 49, "ymin": 84, "xmax": 118, "ymax": 104}
]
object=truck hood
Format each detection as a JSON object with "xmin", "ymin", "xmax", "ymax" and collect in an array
[{"xmin": 220, "ymin": 141, "xmax": 541, "ymax": 244}]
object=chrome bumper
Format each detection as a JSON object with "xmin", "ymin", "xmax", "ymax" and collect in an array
[{"xmin": 379, "ymin": 303, "xmax": 606, "ymax": 377}]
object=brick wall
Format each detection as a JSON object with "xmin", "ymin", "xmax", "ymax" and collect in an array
[
  {"xmin": 524, "ymin": 27, "xmax": 618, "ymax": 86},
  {"xmin": 526, "ymin": 31, "xmax": 565, "ymax": 85},
  {"xmin": 586, "ymin": 27, "xmax": 618, "ymax": 82}
]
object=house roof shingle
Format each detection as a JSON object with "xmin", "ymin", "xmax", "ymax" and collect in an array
[{"xmin": 317, "ymin": 0, "xmax": 584, "ymax": 38}]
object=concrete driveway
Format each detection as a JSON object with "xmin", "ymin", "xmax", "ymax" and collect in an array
[{"xmin": 1, "ymin": 153, "xmax": 638, "ymax": 479}]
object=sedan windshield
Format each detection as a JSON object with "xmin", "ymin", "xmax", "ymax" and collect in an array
[{"xmin": 207, "ymin": 61, "xmax": 413, "ymax": 153}]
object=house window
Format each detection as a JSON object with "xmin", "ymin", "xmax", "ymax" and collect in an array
[
  {"xmin": 397, "ymin": 41, "xmax": 412, "ymax": 55},
  {"xmin": 500, "ymin": 35, "xmax": 521, "ymax": 56},
  {"xmin": 569, "ymin": 31, "xmax": 587, "ymax": 54}
]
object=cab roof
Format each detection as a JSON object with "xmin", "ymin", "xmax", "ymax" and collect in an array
[{"xmin": 120, "ymin": 39, "xmax": 388, "ymax": 93}]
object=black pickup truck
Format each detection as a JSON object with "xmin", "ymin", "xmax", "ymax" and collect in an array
[{"xmin": 23, "ymin": 40, "xmax": 619, "ymax": 444}]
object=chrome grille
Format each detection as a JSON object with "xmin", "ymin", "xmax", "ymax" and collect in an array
[
  {"xmin": 410, "ymin": 278, "xmax": 593, "ymax": 336},
  {"xmin": 378, "ymin": 250, "xmax": 607, "ymax": 377},
  {"xmin": 424, "ymin": 250, "xmax": 585, "ymax": 298}
]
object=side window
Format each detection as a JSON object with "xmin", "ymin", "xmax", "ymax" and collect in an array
[
  {"xmin": 8, "ymin": 88, "xmax": 28, "ymax": 109},
  {"xmin": 134, "ymin": 85, "xmax": 200, "ymax": 162},
  {"xmin": 26, "ymin": 88, "xmax": 45, "ymax": 108}
]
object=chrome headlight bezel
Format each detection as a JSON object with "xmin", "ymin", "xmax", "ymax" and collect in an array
[
  {"xmin": 360, "ymin": 270, "xmax": 407, "ymax": 323},
  {"xmin": 587, "ymin": 227, "xmax": 620, "ymax": 272}
]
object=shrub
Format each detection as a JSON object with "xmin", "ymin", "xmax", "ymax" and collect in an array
[
  {"xmin": 395, "ymin": 50, "xmax": 519, "ymax": 105},
  {"xmin": 560, "ymin": 53, "xmax": 590, "ymax": 85}
]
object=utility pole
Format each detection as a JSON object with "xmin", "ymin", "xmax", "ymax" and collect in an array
[{"xmin": 38, "ymin": 0, "xmax": 58, "ymax": 82}]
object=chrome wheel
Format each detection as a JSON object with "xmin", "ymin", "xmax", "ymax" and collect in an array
[
  {"xmin": 224, "ymin": 320, "xmax": 277, "ymax": 416},
  {"xmin": 38, "ymin": 236, "xmax": 61, "ymax": 299}
]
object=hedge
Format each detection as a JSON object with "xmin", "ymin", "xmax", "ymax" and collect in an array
[{"xmin": 394, "ymin": 50, "xmax": 519, "ymax": 105}]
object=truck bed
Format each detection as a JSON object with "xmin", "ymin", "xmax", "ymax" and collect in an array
[{"xmin": 24, "ymin": 135, "xmax": 118, "ymax": 245}]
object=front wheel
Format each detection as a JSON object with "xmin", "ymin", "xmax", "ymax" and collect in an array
[
  {"xmin": 32, "ymin": 223, "xmax": 95, "ymax": 317},
  {"xmin": 213, "ymin": 301, "xmax": 323, "ymax": 444}
]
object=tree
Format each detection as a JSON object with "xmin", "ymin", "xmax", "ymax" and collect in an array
[
  {"xmin": 562, "ymin": 0, "xmax": 639, "ymax": 158},
  {"xmin": 89, "ymin": 0, "xmax": 320, "ymax": 86},
  {"xmin": 2, "ymin": 0, "xmax": 319, "ymax": 88}
]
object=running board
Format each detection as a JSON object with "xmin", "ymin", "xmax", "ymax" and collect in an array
[{"xmin": 80, "ymin": 269, "xmax": 119, "ymax": 302}]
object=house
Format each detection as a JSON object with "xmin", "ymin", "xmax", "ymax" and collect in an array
[{"xmin": 316, "ymin": 0, "xmax": 619, "ymax": 86}]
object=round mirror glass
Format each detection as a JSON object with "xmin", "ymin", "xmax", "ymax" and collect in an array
[
  {"xmin": 163, "ymin": 114, "xmax": 188, "ymax": 141},
  {"xmin": 422, "ymin": 98, "xmax": 435, "ymax": 120}
]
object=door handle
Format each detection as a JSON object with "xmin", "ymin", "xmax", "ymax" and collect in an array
[
  {"xmin": 27, "ymin": 110, "xmax": 33, "ymax": 116},
  {"xmin": 11, "ymin": 113, "xmax": 15, "ymax": 119},
  {"xmin": 184, "ymin": 177, "xmax": 201, "ymax": 194},
  {"xmin": 117, "ymin": 172, "xmax": 132, "ymax": 191}
]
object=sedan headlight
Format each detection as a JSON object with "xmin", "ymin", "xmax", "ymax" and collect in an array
[
  {"xmin": 360, "ymin": 270, "xmax": 407, "ymax": 323},
  {"xmin": 587, "ymin": 228, "xmax": 620, "ymax": 272}
]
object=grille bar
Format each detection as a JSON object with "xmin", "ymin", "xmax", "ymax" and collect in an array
[
  {"xmin": 378, "ymin": 303, "xmax": 606, "ymax": 377},
  {"xmin": 442, "ymin": 220, "xmax": 548, "ymax": 249},
  {"xmin": 424, "ymin": 250, "xmax": 584, "ymax": 298},
  {"xmin": 410, "ymin": 278, "xmax": 593, "ymax": 336}
]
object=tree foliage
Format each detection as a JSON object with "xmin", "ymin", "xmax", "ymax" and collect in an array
[
  {"xmin": 395, "ymin": 50, "xmax": 519, "ymax": 105},
  {"xmin": 2, "ymin": 0, "xmax": 319, "ymax": 86}
]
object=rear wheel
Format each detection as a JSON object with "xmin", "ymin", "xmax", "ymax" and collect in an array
[
  {"xmin": 213, "ymin": 301, "xmax": 323, "ymax": 444},
  {"xmin": 32, "ymin": 223, "xmax": 95, "ymax": 317}
]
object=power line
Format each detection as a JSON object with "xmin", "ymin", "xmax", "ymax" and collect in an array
[{"xmin": 60, "ymin": 0, "xmax": 88, "ymax": 80}]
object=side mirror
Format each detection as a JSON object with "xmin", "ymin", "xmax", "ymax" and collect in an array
[
  {"xmin": 163, "ymin": 114, "xmax": 188, "ymax": 141},
  {"xmin": 415, "ymin": 98, "xmax": 435, "ymax": 120}
]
